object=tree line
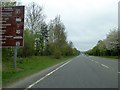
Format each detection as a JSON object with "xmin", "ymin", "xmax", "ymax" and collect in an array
[
  {"xmin": 85, "ymin": 28, "xmax": 119, "ymax": 56},
  {"xmin": 2, "ymin": 2, "xmax": 80, "ymax": 60}
]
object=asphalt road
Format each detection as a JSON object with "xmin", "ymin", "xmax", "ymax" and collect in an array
[
  {"xmin": 29, "ymin": 54, "xmax": 118, "ymax": 88},
  {"xmin": 7, "ymin": 54, "xmax": 119, "ymax": 88}
]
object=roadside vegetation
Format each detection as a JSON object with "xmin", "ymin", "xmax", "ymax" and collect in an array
[
  {"xmin": 2, "ymin": 2, "xmax": 80, "ymax": 86},
  {"xmin": 3, "ymin": 56, "xmax": 75, "ymax": 86},
  {"xmin": 85, "ymin": 28, "xmax": 119, "ymax": 59}
]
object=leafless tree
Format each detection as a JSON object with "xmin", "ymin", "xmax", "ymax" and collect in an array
[{"xmin": 25, "ymin": 2, "xmax": 45, "ymax": 33}]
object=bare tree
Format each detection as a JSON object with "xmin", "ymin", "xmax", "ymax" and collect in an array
[
  {"xmin": 25, "ymin": 2, "xmax": 45, "ymax": 33},
  {"xmin": 25, "ymin": 2, "xmax": 47, "ymax": 55}
]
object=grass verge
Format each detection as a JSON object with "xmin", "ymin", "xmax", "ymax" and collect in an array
[{"xmin": 2, "ymin": 56, "xmax": 75, "ymax": 86}]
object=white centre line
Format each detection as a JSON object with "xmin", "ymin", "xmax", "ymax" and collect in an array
[
  {"xmin": 101, "ymin": 64, "xmax": 109, "ymax": 69},
  {"xmin": 26, "ymin": 60, "xmax": 72, "ymax": 89},
  {"xmin": 94, "ymin": 61, "xmax": 99, "ymax": 64},
  {"xmin": 91, "ymin": 60, "xmax": 94, "ymax": 61},
  {"xmin": 90, "ymin": 59, "xmax": 99, "ymax": 64}
]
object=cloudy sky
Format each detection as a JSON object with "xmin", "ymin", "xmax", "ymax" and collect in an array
[{"xmin": 20, "ymin": 0, "xmax": 119, "ymax": 51}]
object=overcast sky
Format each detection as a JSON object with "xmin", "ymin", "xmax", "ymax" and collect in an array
[{"xmin": 20, "ymin": 0, "xmax": 119, "ymax": 51}]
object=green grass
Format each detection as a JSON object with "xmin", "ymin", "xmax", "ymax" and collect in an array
[
  {"xmin": 0, "ymin": 65, "xmax": 2, "ymax": 88},
  {"xmin": 2, "ymin": 56, "xmax": 75, "ymax": 86},
  {"xmin": 0, "ymin": 72, "xmax": 1, "ymax": 88}
]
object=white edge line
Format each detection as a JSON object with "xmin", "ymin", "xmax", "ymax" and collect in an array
[
  {"xmin": 26, "ymin": 60, "xmax": 72, "ymax": 89},
  {"xmin": 101, "ymin": 64, "xmax": 109, "ymax": 69}
]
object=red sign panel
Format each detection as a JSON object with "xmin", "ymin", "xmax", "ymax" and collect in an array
[
  {"xmin": 0, "ymin": 6, "xmax": 24, "ymax": 47},
  {"xmin": 2, "ymin": 39, "xmax": 24, "ymax": 46}
]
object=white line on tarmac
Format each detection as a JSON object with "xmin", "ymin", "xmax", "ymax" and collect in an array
[
  {"xmin": 94, "ymin": 61, "xmax": 99, "ymax": 64},
  {"xmin": 118, "ymin": 72, "xmax": 120, "ymax": 74},
  {"xmin": 101, "ymin": 64, "xmax": 109, "ymax": 69},
  {"xmin": 26, "ymin": 60, "xmax": 72, "ymax": 89},
  {"xmin": 91, "ymin": 60, "xmax": 94, "ymax": 61}
]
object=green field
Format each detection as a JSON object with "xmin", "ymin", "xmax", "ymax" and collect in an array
[{"xmin": 2, "ymin": 56, "xmax": 75, "ymax": 86}]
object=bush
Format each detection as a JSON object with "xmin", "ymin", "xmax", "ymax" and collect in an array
[{"xmin": 53, "ymin": 49, "xmax": 62, "ymax": 59}]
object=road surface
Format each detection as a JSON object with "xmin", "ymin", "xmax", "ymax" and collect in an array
[{"xmin": 7, "ymin": 54, "xmax": 119, "ymax": 88}]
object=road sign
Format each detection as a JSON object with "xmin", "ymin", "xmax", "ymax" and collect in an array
[{"xmin": 0, "ymin": 6, "xmax": 24, "ymax": 47}]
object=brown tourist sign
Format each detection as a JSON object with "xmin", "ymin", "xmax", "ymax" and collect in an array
[{"xmin": 0, "ymin": 6, "xmax": 24, "ymax": 47}]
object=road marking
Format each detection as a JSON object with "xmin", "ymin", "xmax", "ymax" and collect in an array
[
  {"xmin": 101, "ymin": 64, "xmax": 109, "ymax": 69},
  {"xmin": 90, "ymin": 59, "xmax": 99, "ymax": 64},
  {"xmin": 94, "ymin": 61, "xmax": 99, "ymax": 64},
  {"xmin": 91, "ymin": 60, "xmax": 94, "ymax": 61},
  {"xmin": 89, "ymin": 59, "xmax": 110, "ymax": 69},
  {"xmin": 118, "ymin": 72, "xmax": 120, "ymax": 74},
  {"xmin": 26, "ymin": 60, "xmax": 72, "ymax": 89}
]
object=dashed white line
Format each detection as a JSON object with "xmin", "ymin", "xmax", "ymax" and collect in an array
[
  {"xmin": 89, "ymin": 58, "xmax": 119, "ymax": 76},
  {"xmin": 91, "ymin": 60, "xmax": 94, "ymax": 61},
  {"xmin": 94, "ymin": 61, "xmax": 99, "ymax": 64},
  {"xmin": 101, "ymin": 64, "xmax": 109, "ymax": 69},
  {"xmin": 89, "ymin": 59, "xmax": 99, "ymax": 64},
  {"xmin": 26, "ymin": 60, "xmax": 72, "ymax": 89},
  {"xmin": 89, "ymin": 59, "xmax": 110, "ymax": 69}
]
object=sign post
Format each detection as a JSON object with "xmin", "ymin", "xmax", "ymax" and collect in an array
[
  {"xmin": 13, "ymin": 46, "xmax": 17, "ymax": 69},
  {"xmin": 0, "ymin": 6, "xmax": 24, "ymax": 69},
  {"xmin": 1, "ymin": 6, "xmax": 24, "ymax": 47}
]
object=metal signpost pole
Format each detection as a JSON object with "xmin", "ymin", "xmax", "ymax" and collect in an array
[{"xmin": 13, "ymin": 46, "xmax": 17, "ymax": 70}]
